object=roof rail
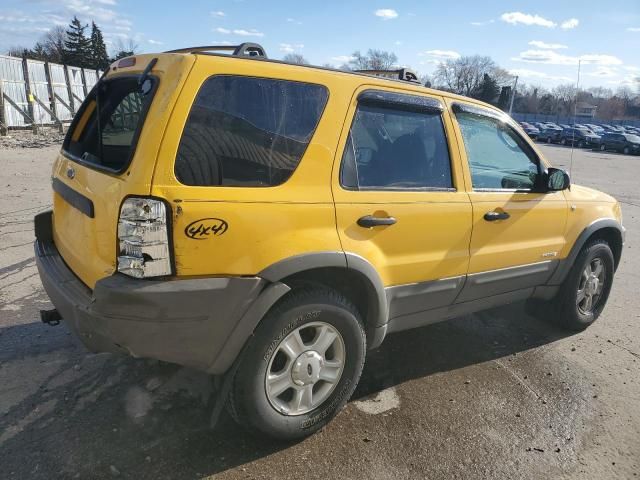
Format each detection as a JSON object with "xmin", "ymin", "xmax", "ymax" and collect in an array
[
  {"xmin": 354, "ymin": 68, "xmax": 421, "ymax": 84},
  {"xmin": 165, "ymin": 43, "xmax": 268, "ymax": 58}
]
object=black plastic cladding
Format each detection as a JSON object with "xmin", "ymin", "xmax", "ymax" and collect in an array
[{"xmin": 358, "ymin": 90, "xmax": 444, "ymax": 113}]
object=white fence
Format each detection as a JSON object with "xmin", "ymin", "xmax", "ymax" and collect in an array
[{"xmin": 0, "ymin": 55, "xmax": 103, "ymax": 134}]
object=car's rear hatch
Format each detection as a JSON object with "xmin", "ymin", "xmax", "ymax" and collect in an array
[{"xmin": 51, "ymin": 53, "xmax": 195, "ymax": 289}]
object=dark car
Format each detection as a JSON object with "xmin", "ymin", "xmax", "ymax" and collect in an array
[
  {"xmin": 597, "ymin": 132, "xmax": 640, "ymax": 155},
  {"xmin": 559, "ymin": 127, "xmax": 601, "ymax": 148},
  {"xmin": 537, "ymin": 126, "xmax": 563, "ymax": 143},
  {"xmin": 520, "ymin": 122, "xmax": 540, "ymax": 138}
]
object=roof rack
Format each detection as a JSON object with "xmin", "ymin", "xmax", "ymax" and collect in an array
[
  {"xmin": 354, "ymin": 68, "xmax": 421, "ymax": 84},
  {"xmin": 165, "ymin": 43, "xmax": 268, "ymax": 58}
]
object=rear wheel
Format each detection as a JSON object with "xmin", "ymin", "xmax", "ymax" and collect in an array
[
  {"xmin": 623, "ymin": 146, "xmax": 630, "ymax": 155},
  {"xmin": 600, "ymin": 144, "xmax": 606, "ymax": 151},
  {"xmin": 227, "ymin": 287, "xmax": 366, "ymax": 440},
  {"xmin": 577, "ymin": 140, "xmax": 585, "ymax": 148},
  {"xmin": 561, "ymin": 138, "xmax": 567, "ymax": 146},
  {"xmin": 539, "ymin": 240, "xmax": 614, "ymax": 331}
]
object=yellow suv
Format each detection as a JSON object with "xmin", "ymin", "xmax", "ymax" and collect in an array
[{"xmin": 35, "ymin": 44, "xmax": 625, "ymax": 440}]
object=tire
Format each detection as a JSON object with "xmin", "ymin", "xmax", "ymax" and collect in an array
[
  {"xmin": 561, "ymin": 138, "xmax": 567, "ymax": 146},
  {"xmin": 600, "ymin": 144, "xmax": 606, "ymax": 151},
  {"xmin": 546, "ymin": 137, "xmax": 552, "ymax": 144},
  {"xmin": 227, "ymin": 287, "xmax": 366, "ymax": 440},
  {"xmin": 623, "ymin": 146, "xmax": 630, "ymax": 155},
  {"xmin": 578, "ymin": 140, "xmax": 584, "ymax": 148},
  {"xmin": 546, "ymin": 240, "xmax": 615, "ymax": 331}
]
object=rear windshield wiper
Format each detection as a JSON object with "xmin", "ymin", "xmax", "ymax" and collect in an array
[{"xmin": 138, "ymin": 58, "xmax": 158, "ymax": 95}]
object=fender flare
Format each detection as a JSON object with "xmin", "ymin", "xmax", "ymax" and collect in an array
[
  {"xmin": 548, "ymin": 218, "xmax": 625, "ymax": 285},
  {"xmin": 259, "ymin": 251, "xmax": 389, "ymax": 343}
]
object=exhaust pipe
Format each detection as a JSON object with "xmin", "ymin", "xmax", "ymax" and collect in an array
[{"xmin": 40, "ymin": 309, "xmax": 62, "ymax": 326}]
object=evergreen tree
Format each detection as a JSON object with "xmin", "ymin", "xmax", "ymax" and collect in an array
[
  {"xmin": 89, "ymin": 22, "xmax": 110, "ymax": 69},
  {"xmin": 64, "ymin": 16, "xmax": 91, "ymax": 67},
  {"xmin": 472, "ymin": 73, "xmax": 500, "ymax": 104}
]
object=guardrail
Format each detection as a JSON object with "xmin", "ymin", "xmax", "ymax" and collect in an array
[{"xmin": 0, "ymin": 54, "xmax": 103, "ymax": 135}]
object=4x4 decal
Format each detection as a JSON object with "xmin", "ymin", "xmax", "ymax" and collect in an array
[{"xmin": 185, "ymin": 218, "xmax": 228, "ymax": 239}]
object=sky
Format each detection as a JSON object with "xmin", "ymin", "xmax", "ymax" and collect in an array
[{"xmin": 1, "ymin": 0, "xmax": 639, "ymax": 90}]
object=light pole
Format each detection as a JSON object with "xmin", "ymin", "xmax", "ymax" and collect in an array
[{"xmin": 508, "ymin": 75, "xmax": 519, "ymax": 115}]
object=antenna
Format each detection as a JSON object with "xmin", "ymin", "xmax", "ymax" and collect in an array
[{"xmin": 569, "ymin": 60, "xmax": 581, "ymax": 178}]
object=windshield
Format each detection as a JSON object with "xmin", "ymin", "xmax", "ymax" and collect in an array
[{"xmin": 63, "ymin": 76, "xmax": 156, "ymax": 173}]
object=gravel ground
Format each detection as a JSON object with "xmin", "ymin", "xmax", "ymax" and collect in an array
[{"xmin": 0, "ymin": 143, "xmax": 638, "ymax": 479}]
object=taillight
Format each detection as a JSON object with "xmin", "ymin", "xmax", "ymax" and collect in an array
[{"xmin": 117, "ymin": 197, "xmax": 172, "ymax": 278}]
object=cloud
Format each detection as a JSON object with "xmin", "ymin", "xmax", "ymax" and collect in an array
[
  {"xmin": 623, "ymin": 66, "xmax": 640, "ymax": 72},
  {"xmin": 528, "ymin": 40, "xmax": 568, "ymax": 49},
  {"xmin": 421, "ymin": 49, "xmax": 461, "ymax": 60},
  {"xmin": 470, "ymin": 19, "xmax": 495, "ymax": 26},
  {"xmin": 587, "ymin": 67, "xmax": 617, "ymax": 77},
  {"xmin": 286, "ymin": 17, "xmax": 302, "ymax": 25},
  {"xmin": 374, "ymin": 9, "xmax": 398, "ymax": 20},
  {"xmin": 627, "ymin": 27, "xmax": 640, "ymax": 32},
  {"xmin": 508, "ymin": 68, "xmax": 572, "ymax": 82},
  {"xmin": 512, "ymin": 49, "xmax": 623, "ymax": 66},
  {"xmin": 500, "ymin": 12, "xmax": 556, "ymax": 28},
  {"xmin": 215, "ymin": 27, "xmax": 231, "ymax": 34},
  {"xmin": 211, "ymin": 11, "xmax": 225, "ymax": 17},
  {"xmin": 394, "ymin": 40, "xmax": 403, "ymax": 46},
  {"xmin": 331, "ymin": 55, "xmax": 355, "ymax": 63},
  {"xmin": 147, "ymin": 39, "xmax": 163, "ymax": 45},
  {"xmin": 279, "ymin": 43, "xmax": 304, "ymax": 53},
  {"xmin": 561, "ymin": 18, "xmax": 579, "ymax": 29},
  {"xmin": 231, "ymin": 28, "xmax": 264, "ymax": 37}
]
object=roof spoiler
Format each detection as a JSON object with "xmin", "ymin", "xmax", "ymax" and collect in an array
[
  {"xmin": 354, "ymin": 68, "xmax": 421, "ymax": 84},
  {"xmin": 165, "ymin": 43, "xmax": 268, "ymax": 58}
]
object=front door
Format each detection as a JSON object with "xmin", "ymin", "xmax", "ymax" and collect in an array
[
  {"xmin": 449, "ymin": 101, "xmax": 568, "ymax": 302},
  {"xmin": 332, "ymin": 88, "xmax": 472, "ymax": 320}
]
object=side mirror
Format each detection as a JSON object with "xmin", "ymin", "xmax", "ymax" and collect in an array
[{"xmin": 546, "ymin": 167, "xmax": 570, "ymax": 191}]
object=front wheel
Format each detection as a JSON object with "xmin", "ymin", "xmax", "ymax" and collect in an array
[
  {"xmin": 546, "ymin": 240, "xmax": 615, "ymax": 331},
  {"xmin": 227, "ymin": 287, "xmax": 366, "ymax": 440},
  {"xmin": 546, "ymin": 137, "xmax": 552, "ymax": 144},
  {"xmin": 600, "ymin": 144, "xmax": 606, "ymax": 151},
  {"xmin": 623, "ymin": 146, "xmax": 630, "ymax": 155}
]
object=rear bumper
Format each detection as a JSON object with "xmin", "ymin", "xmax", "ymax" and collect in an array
[{"xmin": 34, "ymin": 212, "xmax": 288, "ymax": 373}]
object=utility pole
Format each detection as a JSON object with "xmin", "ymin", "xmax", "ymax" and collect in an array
[{"xmin": 508, "ymin": 75, "xmax": 519, "ymax": 115}]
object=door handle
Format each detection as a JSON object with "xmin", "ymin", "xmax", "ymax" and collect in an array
[
  {"xmin": 484, "ymin": 211, "xmax": 510, "ymax": 221},
  {"xmin": 357, "ymin": 215, "xmax": 397, "ymax": 228}
]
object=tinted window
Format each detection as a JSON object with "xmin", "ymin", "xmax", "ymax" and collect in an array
[
  {"xmin": 175, "ymin": 76, "xmax": 328, "ymax": 187},
  {"xmin": 64, "ymin": 77, "xmax": 154, "ymax": 172},
  {"xmin": 455, "ymin": 110, "xmax": 540, "ymax": 190},
  {"xmin": 340, "ymin": 103, "xmax": 452, "ymax": 190}
]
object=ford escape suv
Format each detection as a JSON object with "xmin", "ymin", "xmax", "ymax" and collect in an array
[{"xmin": 35, "ymin": 43, "xmax": 625, "ymax": 440}]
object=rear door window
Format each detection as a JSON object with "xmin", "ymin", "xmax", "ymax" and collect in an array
[
  {"xmin": 63, "ymin": 76, "xmax": 155, "ymax": 172},
  {"xmin": 175, "ymin": 76, "xmax": 328, "ymax": 187}
]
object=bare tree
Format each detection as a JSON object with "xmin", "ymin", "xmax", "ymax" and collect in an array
[
  {"xmin": 282, "ymin": 53, "xmax": 308, "ymax": 65},
  {"xmin": 347, "ymin": 49, "xmax": 398, "ymax": 70},
  {"xmin": 434, "ymin": 55, "xmax": 508, "ymax": 97},
  {"xmin": 111, "ymin": 37, "xmax": 139, "ymax": 61},
  {"xmin": 40, "ymin": 26, "xmax": 67, "ymax": 63},
  {"xmin": 6, "ymin": 46, "xmax": 30, "ymax": 57}
]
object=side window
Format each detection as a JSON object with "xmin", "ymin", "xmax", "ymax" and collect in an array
[
  {"xmin": 175, "ymin": 76, "xmax": 328, "ymax": 187},
  {"xmin": 340, "ymin": 100, "xmax": 453, "ymax": 190},
  {"xmin": 454, "ymin": 107, "xmax": 541, "ymax": 190}
]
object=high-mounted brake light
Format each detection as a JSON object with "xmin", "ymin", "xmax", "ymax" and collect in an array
[{"xmin": 117, "ymin": 198, "xmax": 171, "ymax": 278}]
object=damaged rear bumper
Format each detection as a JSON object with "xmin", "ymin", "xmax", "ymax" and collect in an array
[{"xmin": 34, "ymin": 211, "xmax": 289, "ymax": 373}]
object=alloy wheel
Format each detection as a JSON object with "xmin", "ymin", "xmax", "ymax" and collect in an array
[
  {"xmin": 577, "ymin": 257, "xmax": 606, "ymax": 315},
  {"xmin": 265, "ymin": 321, "xmax": 345, "ymax": 416}
]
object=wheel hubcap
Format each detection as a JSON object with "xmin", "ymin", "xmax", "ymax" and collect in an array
[
  {"xmin": 265, "ymin": 321, "xmax": 345, "ymax": 416},
  {"xmin": 577, "ymin": 258, "xmax": 605, "ymax": 314}
]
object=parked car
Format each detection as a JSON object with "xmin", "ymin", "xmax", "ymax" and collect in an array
[
  {"xmin": 34, "ymin": 43, "xmax": 625, "ymax": 440},
  {"xmin": 560, "ymin": 127, "xmax": 601, "ymax": 147},
  {"xmin": 559, "ymin": 124, "xmax": 572, "ymax": 129},
  {"xmin": 585, "ymin": 124, "xmax": 606, "ymax": 135},
  {"xmin": 520, "ymin": 122, "xmax": 540, "ymax": 138},
  {"xmin": 537, "ymin": 126, "xmax": 563, "ymax": 143},
  {"xmin": 597, "ymin": 132, "xmax": 640, "ymax": 155}
]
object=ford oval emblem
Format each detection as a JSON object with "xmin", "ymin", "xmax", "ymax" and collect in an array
[
  {"xmin": 66, "ymin": 167, "xmax": 75, "ymax": 179},
  {"xmin": 185, "ymin": 218, "xmax": 228, "ymax": 240}
]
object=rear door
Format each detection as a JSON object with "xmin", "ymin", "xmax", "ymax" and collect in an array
[
  {"xmin": 332, "ymin": 87, "xmax": 472, "ymax": 319},
  {"xmin": 52, "ymin": 54, "xmax": 195, "ymax": 288}
]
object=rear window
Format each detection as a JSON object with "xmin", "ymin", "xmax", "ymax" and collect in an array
[
  {"xmin": 63, "ymin": 76, "xmax": 155, "ymax": 172},
  {"xmin": 174, "ymin": 76, "xmax": 328, "ymax": 187}
]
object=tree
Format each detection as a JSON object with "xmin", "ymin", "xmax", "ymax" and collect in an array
[
  {"xmin": 64, "ymin": 16, "xmax": 91, "ymax": 67},
  {"xmin": 41, "ymin": 26, "xmax": 67, "ymax": 63},
  {"xmin": 111, "ymin": 38, "xmax": 139, "ymax": 62},
  {"xmin": 434, "ymin": 55, "xmax": 509, "ymax": 97},
  {"xmin": 347, "ymin": 49, "xmax": 397, "ymax": 70},
  {"xmin": 89, "ymin": 22, "xmax": 110, "ymax": 69},
  {"xmin": 282, "ymin": 53, "xmax": 308, "ymax": 65},
  {"xmin": 472, "ymin": 73, "xmax": 499, "ymax": 104}
]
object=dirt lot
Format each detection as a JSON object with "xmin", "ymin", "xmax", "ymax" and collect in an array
[{"xmin": 0, "ymin": 139, "xmax": 638, "ymax": 479}]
